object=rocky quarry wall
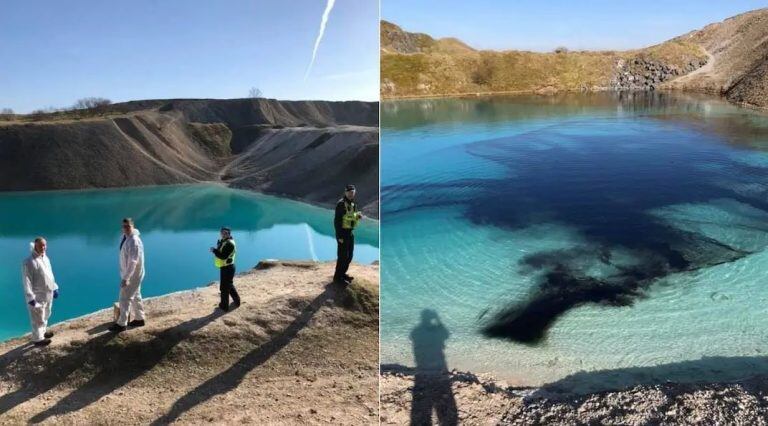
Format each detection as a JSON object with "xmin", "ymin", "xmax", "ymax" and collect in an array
[{"xmin": 613, "ymin": 57, "xmax": 708, "ymax": 91}]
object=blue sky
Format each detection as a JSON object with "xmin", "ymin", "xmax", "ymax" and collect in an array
[
  {"xmin": 383, "ymin": 0, "xmax": 766, "ymax": 52},
  {"xmin": 0, "ymin": 0, "xmax": 379, "ymax": 113}
]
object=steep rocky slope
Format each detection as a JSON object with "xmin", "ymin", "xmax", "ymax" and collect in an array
[
  {"xmin": 0, "ymin": 261, "xmax": 379, "ymax": 424},
  {"xmin": 382, "ymin": 9, "xmax": 768, "ymax": 109},
  {"xmin": 224, "ymin": 126, "xmax": 379, "ymax": 216},
  {"xmin": 663, "ymin": 8, "xmax": 768, "ymax": 108},
  {"xmin": 0, "ymin": 98, "xmax": 380, "ymax": 215}
]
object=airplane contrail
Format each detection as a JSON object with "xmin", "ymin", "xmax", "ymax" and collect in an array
[{"xmin": 304, "ymin": 0, "xmax": 336, "ymax": 81}]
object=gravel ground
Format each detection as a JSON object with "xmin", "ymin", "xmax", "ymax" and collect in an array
[
  {"xmin": 381, "ymin": 368, "xmax": 768, "ymax": 425},
  {"xmin": 0, "ymin": 260, "xmax": 379, "ymax": 425}
]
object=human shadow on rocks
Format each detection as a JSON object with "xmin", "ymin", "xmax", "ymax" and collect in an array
[
  {"xmin": 85, "ymin": 322, "xmax": 113, "ymax": 335},
  {"xmin": 0, "ymin": 342, "xmax": 33, "ymax": 372},
  {"xmin": 407, "ymin": 309, "xmax": 458, "ymax": 426},
  {"xmin": 30, "ymin": 310, "xmax": 225, "ymax": 423},
  {"xmin": 150, "ymin": 285, "xmax": 336, "ymax": 425},
  {"xmin": 0, "ymin": 331, "xmax": 117, "ymax": 414}
]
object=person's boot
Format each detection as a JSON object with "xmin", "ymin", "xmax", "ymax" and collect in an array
[
  {"xmin": 217, "ymin": 304, "xmax": 229, "ymax": 312},
  {"xmin": 344, "ymin": 274, "xmax": 354, "ymax": 282},
  {"xmin": 108, "ymin": 324, "xmax": 127, "ymax": 333},
  {"xmin": 44, "ymin": 331, "xmax": 54, "ymax": 338},
  {"xmin": 33, "ymin": 338, "xmax": 52, "ymax": 347},
  {"xmin": 128, "ymin": 319, "xmax": 145, "ymax": 327}
]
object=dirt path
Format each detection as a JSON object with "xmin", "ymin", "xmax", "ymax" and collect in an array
[
  {"xmin": 667, "ymin": 48, "xmax": 716, "ymax": 86},
  {"xmin": 0, "ymin": 261, "xmax": 379, "ymax": 425}
]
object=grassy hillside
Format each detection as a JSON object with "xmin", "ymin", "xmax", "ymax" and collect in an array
[
  {"xmin": 380, "ymin": 20, "xmax": 474, "ymax": 55},
  {"xmin": 380, "ymin": 19, "xmax": 713, "ymax": 99}
]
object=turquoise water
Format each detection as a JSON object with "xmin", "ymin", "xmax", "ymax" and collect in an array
[
  {"xmin": 0, "ymin": 185, "xmax": 378, "ymax": 341},
  {"xmin": 381, "ymin": 92, "xmax": 768, "ymax": 387}
]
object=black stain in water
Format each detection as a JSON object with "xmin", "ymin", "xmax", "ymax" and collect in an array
[
  {"xmin": 482, "ymin": 234, "xmax": 749, "ymax": 344},
  {"xmin": 382, "ymin": 119, "xmax": 768, "ymax": 344}
]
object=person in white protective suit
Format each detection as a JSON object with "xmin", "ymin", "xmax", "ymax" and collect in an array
[
  {"xmin": 109, "ymin": 217, "xmax": 146, "ymax": 333},
  {"xmin": 21, "ymin": 237, "xmax": 59, "ymax": 347}
]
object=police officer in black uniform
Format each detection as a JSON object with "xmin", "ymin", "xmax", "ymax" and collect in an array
[
  {"xmin": 334, "ymin": 184, "xmax": 363, "ymax": 285},
  {"xmin": 210, "ymin": 227, "xmax": 240, "ymax": 311}
]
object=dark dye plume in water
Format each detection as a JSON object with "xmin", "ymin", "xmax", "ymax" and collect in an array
[{"xmin": 383, "ymin": 113, "xmax": 768, "ymax": 344}]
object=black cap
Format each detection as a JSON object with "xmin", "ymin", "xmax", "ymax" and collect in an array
[
  {"xmin": 345, "ymin": 184, "xmax": 356, "ymax": 191},
  {"xmin": 221, "ymin": 227, "xmax": 231, "ymax": 233}
]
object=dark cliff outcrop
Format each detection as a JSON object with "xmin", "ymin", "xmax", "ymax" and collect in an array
[{"xmin": 613, "ymin": 57, "xmax": 709, "ymax": 91}]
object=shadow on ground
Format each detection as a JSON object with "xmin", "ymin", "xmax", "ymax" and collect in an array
[
  {"xmin": 0, "ymin": 331, "xmax": 118, "ymax": 415},
  {"xmin": 29, "ymin": 310, "xmax": 226, "ymax": 423},
  {"xmin": 380, "ymin": 309, "xmax": 459, "ymax": 426},
  {"xmin": 151, "ymin": 284, "xmax": 336, "ymax": 424}
]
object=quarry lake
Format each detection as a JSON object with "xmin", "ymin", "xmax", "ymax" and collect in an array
[
  {"xmin": 0, "ymin": 184, "xmax": 379, "ymax": 341},
  {"xmin": 381, "ymin": 92, "xmax": 768, "ymax": 389}
]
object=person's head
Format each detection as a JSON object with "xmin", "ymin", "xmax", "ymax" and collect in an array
[
  {"xmin": 420, "ymin": 309, "xmax": 440, "ymax": 326},
  {"xmin": 122, "ymin": 218, "xmax": 134, "ymax": 236},
  {"xmin": 220, "ymin": 227, "xmax": 232, "ymax": 239},
  {"xmin": 33, "ymin": 237, "xmax": 47, "ymax": 255},
  {"xmin": 344, "ymin": 184, "xmax": 356, "ymax": 200}
]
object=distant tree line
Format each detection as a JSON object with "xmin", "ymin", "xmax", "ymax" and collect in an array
[
  {"xmin": 72, "ymin": 97, "xmax": 111, "ymax": 110},
  {"xmin": 21, "ymin": 97, "xmax": 114, "ymax": 121},
  {"xmin": 30, "ymin": 106, "xmax": 62, "ymax": 115},
  {"xmin": 248, "ymin": 87, "xmax": 262, "ymax": 98},
  {"xmin": 0, "ymin": 108, "xmax": 14, "ymax": 121}
]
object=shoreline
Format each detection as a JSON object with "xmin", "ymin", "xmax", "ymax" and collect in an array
[
  {"xmin": 2, "ymin": 258, "xmax": 381, "ymax": 344},
  {"xmin": 381, "ymin": 87, "xmax": 768, "ymax": 113},
  {"xmin": 380, "ymin": 365, "xmax": 768, "ymax": 424},
  {"xmin": 0, "ymin": 182, "xmax": 382, "ymax": 223}
]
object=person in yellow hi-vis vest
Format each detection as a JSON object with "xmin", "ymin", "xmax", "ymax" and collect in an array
[
  {"xmin": 333, "ymin": 184, "xmax": 364, "ymax": 285},
  {"xmin": 210, "ymin": 227, "xmax": 240, "ymax": 312}
]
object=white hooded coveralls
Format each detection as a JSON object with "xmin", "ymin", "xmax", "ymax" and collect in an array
[
  {"xmin": 22, "ymin": 248, "xmax": 58, "ymax": 342},
  {"xmin": 118, "ymin": 229, "xmax": 145, "ymax": 326}
]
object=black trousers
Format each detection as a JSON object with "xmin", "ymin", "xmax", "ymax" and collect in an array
[
  {"xmin": 219, "ymin": 264, "xmax": 240, "ymax": 309},
  {"xmin": 334, "ymin": 233, "xmax": 355, "ymax": 280}
]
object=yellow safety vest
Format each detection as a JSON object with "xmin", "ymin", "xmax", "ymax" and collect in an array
[
  {"xmin": 342, "ymin": 201, "xmax": 359, "ymax": 230},
  {"xmin": 214, "ymin": 239, "xmax": 236, "ymax": 268}
]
